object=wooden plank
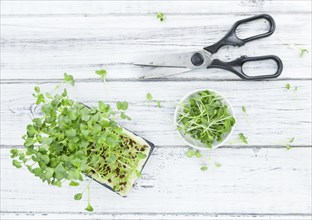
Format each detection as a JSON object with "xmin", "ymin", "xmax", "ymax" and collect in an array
[
  {"xmin": 1, "ymin": 80, "xmax": 311, "ymax": 146},
  {"xmin": 1, "ymin": 1, "xmax": 310, "ymax": 16},
  {"xmin": 1, "ymin": 147, "xmax": 311, "ymax": 214},
  {"xmin": 1, "ymin": 14, "xmax": 311, "ymax": 80},
  {"xmin": 1, "ymin": 213, "xmax": 312, "ymax": 220}
]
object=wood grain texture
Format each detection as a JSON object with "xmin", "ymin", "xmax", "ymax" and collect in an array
[
  {"xmin": 1, "ymin": 147, "xmax": 311, "ymax": 214},
  {"xmin": 1, "ymin": 13, "xmax": 311, "ymax": 80},
  {"xmin": 1, "ymin": 81, "xmax": 311, "ymax": 146},
  {"xmin": 1, "ymin": 0, "xmax": 311, "ymax": 219},
  {"xmin": 1, "ymin": 1, "xmax": 311, "ymax": 16}
]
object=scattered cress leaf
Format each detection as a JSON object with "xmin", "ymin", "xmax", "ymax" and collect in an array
[
  {"xmin": 12, "ymin": 160, "xmax": 22, "ymax": 168},
  {"xmin": 239, "ymin": 133, "xmax": 248, "ymax": 144},
  {"xmin": 195, "ymin": 150, "xmax": 201, "ymax": 158},
  {"xmin": 186, "ymin": 148, "xmax": 195, "ymax": 158},
  {"xmin": 64, "ymin": 73, "xmax": 74, "ymax": 86},
  {"xmin": 116, "ymin": 101, "xmax": 128, "ymax": 111},
  {"xmin": 242, "ymin": 105, "xmax": 247, "ymax": 113},
  {"xmin": 69, "ymin": 181, "xmax": 80, "ymax": 187},
  {"xmin": 285, "ymin": 137, "xmax": 295, "ymax": 150},
  {"xmin": 120, "ymin": 112, "xmax": 131, "ymax": 120},
  {"xmin": 74, "ymin": 193, "xmax": 83, "ymax": 200},
  {"xmin": 285, "ymin": 83, "xmax": 291, "ymax": 90},
  {"xmin": 299, "ymin": 48, "xmax": 309, "ymax": 57},
  {"xmin": 95, "ymin": 69, "xmax": 107, "ymax": 78},
  {"xmin": 200, "ymin": 166, "xmax": 208, "ymax": 171},
  {"xmin": 156, "ymin": 12, "xmax": 166, "ymax": 22},
  {"xmin": 34, "ymin": 86, "xmax": 40, "ymax": 93},
  {"xmin": 146, "ymin": 93, "xmax": 153, "ymax": 101},
  {"xmin": 85, "ymin": 203, "xmax": 94, "ymax": 212},
  {"xmin": 156, "ymin": 101, "xmax": 161, "ymax": 108},
  {"xmin": 214, "ymin": 162, "xmax": 221, "ymax": 168}
]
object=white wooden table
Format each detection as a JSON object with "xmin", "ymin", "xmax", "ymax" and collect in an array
[{"xmin": 1, "ymin": 1, "xmax": 311, "ymax": 219}]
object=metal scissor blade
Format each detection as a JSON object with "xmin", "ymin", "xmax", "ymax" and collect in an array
[
  {"xmin": 134, "ymin": 50, "xmax": 213, "ymax": 69},
  {"xmin": 141, "ymin": 67, "xmax": 192, "ymax": 79}
]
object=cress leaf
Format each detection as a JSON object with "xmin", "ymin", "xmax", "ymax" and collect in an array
[
  {"xmin": 146, "ymin": 93, "xmax": 153, "ymax": 101},
  {"xmin": 156, "ymin": 12, "xmax": 166, "ymax": 22},
  {"xmin": 239, "ymin": 133, "xmax": 248, "ymax": 144},
  {"xmin": 12, "ymin": 160, "xmax": 22, "ymax": 168},
  {"xmin": 186, "ymin": 149, "xmax": 194, "ymax": 158},
  {"xmin": 85, "ymin": 203, "xmax": 94, "ymax": 212},
  {"xmin": 69, "ymin": 181, "xmax": 80, "ymax": 187},
  {"xmin": 200, "ymin": 166, "xmax": 208, "ymax": 171},
  {"xmin": 74, "ymin": 193, "xmax": 83, "ymax": 200},
  {"xmin": 64, "ymin": 73, "xmax": 74, "ymax": 86}
]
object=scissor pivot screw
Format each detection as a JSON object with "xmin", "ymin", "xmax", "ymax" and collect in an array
[{"xmin": 191, "ymin": 53, "xmax": 204, "ymax": 66}]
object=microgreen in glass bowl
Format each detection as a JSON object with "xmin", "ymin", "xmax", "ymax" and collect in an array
[{"xmin": 174, "ymin": 89, "xmax": 235, "ymax": 150}]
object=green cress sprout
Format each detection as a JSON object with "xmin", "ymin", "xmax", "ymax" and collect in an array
[
  {"xmin": 10, "ymin": 86, "xmax": 150, "ymax": 212},
  {"xmin": 177, "ymin": 90, "xmax": 235, "ymax": 148},
  {"xmin": 52, "ymin": 73, "xmax": 75, "ymax": 92},
  {"xmin": 156, "ymin": 12, "xmax": 166, "ymax": 22},
  {"xmin": 95, "ymin": 69, "xmax": 107, "ymax": 83},
  {"xmin": 285, "ymin": 137, "xmax": 295, "ymax": 150},
  {"xmin": 239, "ymin": 133, "xmax": 248, "ymax": 144},
  {"xmin": 146, "ymin": 92, "xmax": 161, "ymax": 108}
]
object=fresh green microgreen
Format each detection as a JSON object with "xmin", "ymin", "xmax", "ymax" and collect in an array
[
  {"xmin": 11, "ymin": 85, "xmax": 151, "ymax": 212},
  {"xmin": 195, "ymin": 150, "xmax": 201, "ymax": 158},
  {"xmin": 186, "ymin": 148, "xmax": 195, "ymax": 158},
  {"xmin": 239, "ymin": 133, "xmax": 248, "ymax": 144},
  {"xmin": 64, "ymin": 73, "xmax": 74, "ymax": 86},
  {"xmin": 214, "ymin": 162, "xmax": 221, "ymax": 168},
  {"xmin": 74, "ymin": 193, "xmax": 83, "ymax": 200},
  {"xmin": 69, "ymin": 181, "xmax": 80, "ymax": 187},
  {"xmin": 10, "ymin": 148, "xmax": 19, "ymax": 158},
  {"xmin": 156, "ymin": 100, "xmax": 161, "ymax": 108},
  {"xmin": 95, "ymin": 69, "xmax": 107, "ymax": 81},
  {"xmin": 285, "ymin": 83, "xmax": 291, "ymax": 90},
  {"xmin": 200, "ymin": 166, "xmax": 208, "ymax": 171},
  {"xmin": 116, "ymin": 101, "xmax": 128, "ymax": 111},
  {"xmin": 156, "ymin": 12, "xmax": 166, "ymax": 22},
  {"xmin": 85, "ymin": 182, "xmax": 93, "ymax": 212},
  {"xmin": 85, "ymin": 204, "xmax": 94, "ymax": 212},
  {"xmin": 135, "ymin": 170, "xmax": 142, "ymax": 177},
  {"xmin": 277, "ymin": 38, "xmax": 309, "ymax": 57},
  {"xmin": 285, "ymin": 83, "xmax": 299, "ymax": 92},
  {"xmin": 12, "ymin": 160, "xmax": 22, "ymax": 168},
  {"xmin": 177, "ymin": 90, "xmax": 235, "ymax": 148},
  {"xmin": 137, "ymin": 152, "xmax": 147, "ymax": 159},
  {"xmin": 289, "ymin": 137, "xmax": 295, "ymax": 143},
  {"xmin": 146, "ymin": 93, "xmax": 153, "ymax": 101},
  {"xmin": 120, "ymin": 112, "xmax": 131, "ymax": 121},
  {"xmin": 299, "ymin": 48, "xmax": 309, "ymax": 57},
  {"xmin": 146, "ymin": 92, "xmax": 161, "ymax": 108},
  {"xmin": 51, "ymin": 73, "xmax": 75, "ymax": 92},
  {"xmin": 285, "ymin": 137, "xmax": 295, "ymax": 150},
  {"xmin": 242, "ymin": 105, "xmax": 247, "ymax": 113}
]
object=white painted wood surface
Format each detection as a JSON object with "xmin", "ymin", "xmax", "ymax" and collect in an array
[{"xmin": 1, "ymin": 1, "xmax": 311, "ymax": 219}]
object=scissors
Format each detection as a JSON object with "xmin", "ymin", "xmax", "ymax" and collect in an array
[{"xmin": 134, "ymin": 14, "xmax": 283, "ymax": 80}]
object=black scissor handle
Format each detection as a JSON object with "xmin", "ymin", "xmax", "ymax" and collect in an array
[
  {"xmin": 204, "ymin": 14, "xmax": 276, "ymax": 54},
  {"xmin": 207, "ymin": 55, "xmax": 283, "ymax": 80}
]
